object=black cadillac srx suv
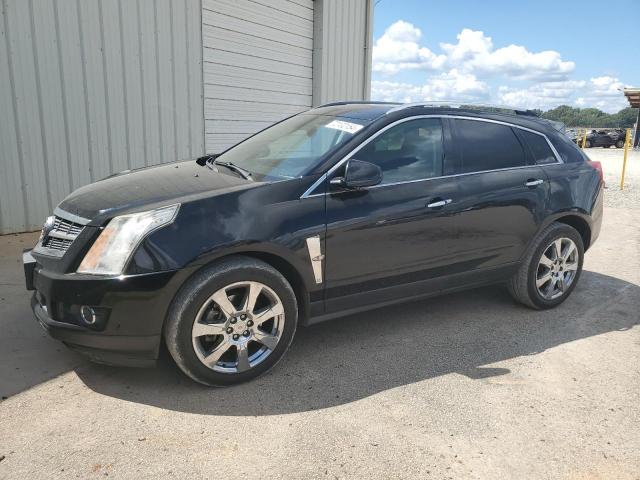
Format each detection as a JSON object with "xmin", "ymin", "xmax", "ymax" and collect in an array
[{"xmin": 24, "ymin": 102, "xmax": 604, "ymax": 386}]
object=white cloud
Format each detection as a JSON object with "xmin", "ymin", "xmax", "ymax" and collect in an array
[
  {"xmin": 371, "ymin": 80, "xmax": 422, "ymax": 103},
  {"xmin": 370, "ymin": 20, "xmax": 631, "ymax": 112},
  {"xmin": 373, "ymin": 22, "xmax": 574, "ymax": 81},
  {"xmin": 497, "ymin": 80, "xmax": 587, "ymax": 110},
  {"xmin": 372, "ymin": 20, "xmax": 446, "ymax": 75},
  {"xmin": 372, "ymin": 70, "xmax": 489, "ymax": 103},
  {"xmin": 440, "ymin": 29, "xmax": 575, "ymax": 81},
  {"xmin": 497, "ymin": 77, "xmax": 628, "ymax": 112},
  {"xmin": 373, "ymin": 75, "xmax": 629, "ymax": 113}
]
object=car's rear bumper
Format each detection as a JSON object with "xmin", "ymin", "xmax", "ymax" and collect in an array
[{"xmin": 589, "ymin": 183, "xmax": 604, "ymax": 249}]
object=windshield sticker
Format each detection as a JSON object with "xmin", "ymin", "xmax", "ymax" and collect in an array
[{"xmin": 326, "ymin": 120, "xmax": 364, "ymax": 134}]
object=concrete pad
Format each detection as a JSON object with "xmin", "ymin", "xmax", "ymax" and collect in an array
[{"xmin": 0, "ymin": 208, "xmax": 638, "ymax": 479}]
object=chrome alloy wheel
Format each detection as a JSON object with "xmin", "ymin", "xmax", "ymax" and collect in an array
[
  {"xmin": 536, "ymin": 237, "xmax": 579, "ymax": 300},
  {"xmin": 191, "ymin": 281, "xmax": 285, "ymax": 374}
]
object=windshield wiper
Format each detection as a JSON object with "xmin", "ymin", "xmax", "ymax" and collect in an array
[
  {"xmin": 196, "ymin": 154, "xmax": 252, "ymax": 181},
  {"xmin": 213, "ymin": 160, "xmax": 253, "ymax": 180}
]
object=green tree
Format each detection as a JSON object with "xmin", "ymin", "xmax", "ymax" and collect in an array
[{"xmin": 541, "ymin": 105, "xmax": 638, "ymax": 128}]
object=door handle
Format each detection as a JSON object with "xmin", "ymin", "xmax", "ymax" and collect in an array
[
  {"xmin": 427, "ymin": 198, "xmax": 452, "ymax": 208},
  {"xmin": 525, "ymin": 179, "xmax": 544, "ymax": 187}
]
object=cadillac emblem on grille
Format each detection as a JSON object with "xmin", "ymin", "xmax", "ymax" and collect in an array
[{"xmin": 41, "ymin": 215, "xmax": 56, "ymax": 243}]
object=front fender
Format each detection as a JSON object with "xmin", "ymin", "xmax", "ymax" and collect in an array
[{"xmin": 126, "ymin": 181, "xmax": 327, "ymax": 295}]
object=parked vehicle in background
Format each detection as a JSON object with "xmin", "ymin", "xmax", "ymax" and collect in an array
[
  {"xmin": 608, "ymin": 129, "xmax": 627, "ymax": 148},
  {"xmin": 572, "ymin": 129, "xmax": 626, "ymax": 148},
  {"xmin": 23, "ymin": 102, "xmax": 604, "ymax": 386}
]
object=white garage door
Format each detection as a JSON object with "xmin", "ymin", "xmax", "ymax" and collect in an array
[{"xmin": 202, "ymin": 0, "xmax": 314, "ymax": 153}]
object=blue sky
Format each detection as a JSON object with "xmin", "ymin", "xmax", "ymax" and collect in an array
[{"xmin": 371, "ymin": 0, "xmax": 638, "ymax": 112}]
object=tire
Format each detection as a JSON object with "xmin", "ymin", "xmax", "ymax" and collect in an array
[
  {"xmin": 585, "ymin": 140, "xmax": 591, "ymax": 148},
  {"xmin": 508, "ymin": 222, "xmax": 584, "ymax": 310},
  {"xmin": 164, "ymin": 256, "xmax": 298, "ymax": 386},
  {"xmin": 616, "ymin": 140, "xmax": 624, "ymax": 148}
]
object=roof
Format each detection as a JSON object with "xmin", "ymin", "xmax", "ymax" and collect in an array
[{"xmin": 623, "ymin": 88, "xmax": 640, "ymax": 108}]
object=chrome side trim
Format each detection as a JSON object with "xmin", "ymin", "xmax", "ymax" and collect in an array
[
  {"xmin": 305, "ymin": 236, "xmax": 324, "ymax": 284},
  {"xmin": 304, "ymin": 164, "xmax": 546, "ymax": 197},
  {"xmin": 300, "ymin": 114, "xmax": 563, "ymax": 199},
  {"xmin": 53, "ymin": 207, "xmax": 91, "ymax": 225}
]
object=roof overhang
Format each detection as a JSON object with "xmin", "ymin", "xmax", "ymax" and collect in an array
[{"xmin": 623, "ymin": 88, "xmax": 640, "ymax": 108}]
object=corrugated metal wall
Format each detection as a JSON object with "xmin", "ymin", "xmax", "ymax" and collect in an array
[
  {"xmin": 0, "ymin": 0, "xmax": 373, "ymax": 234},
  {"xmin": 202, "ymin": 0, "xmax": 314, "ymax": 153},
  {"xmin": 312, "ymin": 0, "xmax": 373, "ymax": 105},
  {"xmin": 0, "ymin": 0, "xmax": 204, "ymax": 234}
]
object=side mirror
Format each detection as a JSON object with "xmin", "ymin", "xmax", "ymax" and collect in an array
[{"xmin": 330, "ymin": 159, "xmax": 382, "ymax": 189}]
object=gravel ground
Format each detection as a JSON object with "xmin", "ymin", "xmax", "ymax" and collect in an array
[
  {"xmin": 0, "ymin": 205, "xmax": 639, "ymax": 479},
  {"xmin": 584, "ymin": 147, "xmax": 640, "ymax": 209}
]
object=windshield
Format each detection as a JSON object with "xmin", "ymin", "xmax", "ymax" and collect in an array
[{"xmin": 214, "ymin": 114, "xmax": 367, "ymax": 180}]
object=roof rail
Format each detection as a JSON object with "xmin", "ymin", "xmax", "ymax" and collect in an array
[
  {"xmin": 385, "ymin": 101, "xmax": 538, "ymax": 117},
  {"xmin": 316, "ymin": 100, "xmax": 401, "ymax": 108}
]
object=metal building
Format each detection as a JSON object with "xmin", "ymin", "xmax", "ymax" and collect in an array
[
  {"xmin": 0, "ymin": 0, "xmax": 373, "ymax": 234},
  {"xmin": 623, "ymin": 88, "xmax": 640, "ymax": 147}
]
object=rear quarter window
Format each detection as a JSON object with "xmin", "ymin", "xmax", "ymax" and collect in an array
[
  {"xmin": 518, "ymin": 129, "xmax": 557, "ymax": 165},
  {"xmin": 548, "ymin": 131, "xmax": 587, "ymax": 163}
]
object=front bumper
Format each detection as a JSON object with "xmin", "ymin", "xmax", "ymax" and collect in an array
[
  {"xmin": 31, "ymin": 295, "xmax": 160, "ymax": 367},
  {"xmin": 26, "ymin": 252, "xmax": 190, "ymax": 367}
]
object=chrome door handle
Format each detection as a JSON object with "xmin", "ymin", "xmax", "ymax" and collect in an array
[
  {"xmin": 525, "ymin": 179, "xmax": 544, "ymax": 187},
  {"xmin": 427, "ymin": 198, "xmax": 452, "ymax": 208}
]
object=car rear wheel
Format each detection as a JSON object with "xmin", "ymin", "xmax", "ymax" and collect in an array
[
  {"xmin": 164, "ymin": 256, "xmax": 298, "ymax": 386},
  {"xmin": 616, "ymin": 140, "xmax": 625, "ymax": 148},
  {"xmin": 584, "ymin": 140, "xmax": 591, "ymax": 148},
  {"xmin": 508, "ymin": 222, "xmax": 584, "ymax": 309}
]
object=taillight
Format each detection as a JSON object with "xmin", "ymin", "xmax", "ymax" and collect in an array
[
  {"xmin": 588, "ymin": 160, "xmax": 604, "ymax": 185},
  {"xmin": 588, "ymin": 160, "xmax": 603, "ymax": 177}
]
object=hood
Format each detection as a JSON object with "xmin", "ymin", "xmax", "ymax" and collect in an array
[{"xmin": 58, "ymin": 160, "xmax": 256, "ymax": 224}]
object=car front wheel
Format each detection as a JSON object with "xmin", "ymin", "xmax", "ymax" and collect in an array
[
  {"xmin": 164, "ymin": 256, "xmax": 298, "ymax": 386},
  {"xmin": 508, "ymin": 222, "xmax": 584, "ymax": 309}
]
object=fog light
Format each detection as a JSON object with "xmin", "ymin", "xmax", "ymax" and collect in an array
[{"xmin": 80, "ymin": 305, "xmax": 97, "ymax": 325}]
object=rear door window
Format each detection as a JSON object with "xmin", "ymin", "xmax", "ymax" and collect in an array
[
  {"xmin": 518, "ymin": 129, "xmax": 558, "ymax": 165},
  {"xmin": 448, "ymin": 119, "xmax": 527, "ymax": 174}
]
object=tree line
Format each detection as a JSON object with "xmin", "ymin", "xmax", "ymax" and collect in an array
[{"xmin": 532, "ymin": 105, "xmax": 638, "ymax": 128}]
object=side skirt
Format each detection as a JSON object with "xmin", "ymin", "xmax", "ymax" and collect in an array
[{"xmin": 303, "ymin": 262, "xmax": 519, "ymax": 326}]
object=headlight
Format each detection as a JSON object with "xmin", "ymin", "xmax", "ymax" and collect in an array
[{"xmin": 77, "ymin": 204, "xmax": 179, "ymax": 275}]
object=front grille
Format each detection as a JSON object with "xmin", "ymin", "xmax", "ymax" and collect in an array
[
  {"xmin": 41, "ymin": 216, "xmax": 85, "ymax": 254},
  {"xmin": 41, "ymin": 236, "xmax": 74, "ymax": 252},
  {"xmin": 52, "ymin": 217, "xmax": 83, "ymax": 237}
]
